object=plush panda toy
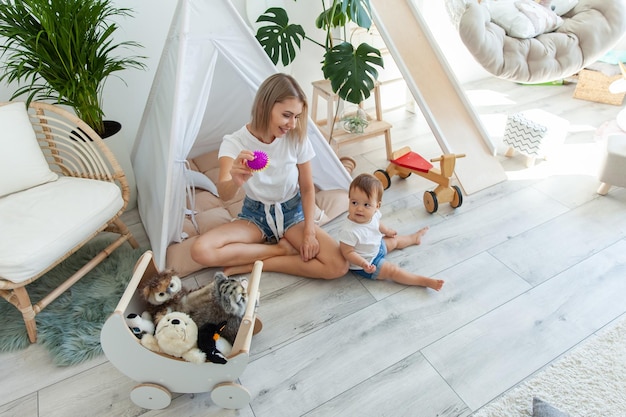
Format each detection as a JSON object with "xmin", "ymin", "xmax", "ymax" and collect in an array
[{"xmin": 125, "ymin": 311, "xmax": 154, "ymax": 339}]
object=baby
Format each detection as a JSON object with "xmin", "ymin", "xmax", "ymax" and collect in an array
[{"xmin": 338, "ymin": 173, "xmax": 444, "ymax": 291}]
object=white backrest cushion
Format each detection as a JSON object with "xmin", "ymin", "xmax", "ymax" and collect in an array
[
  {"xmin": 0, "ymin": 102, "xmax": 58, "ymax": 197},
  {"xmin": 551, "ymin": 0, "xmax": 578, "ymax": 16},
  {"xmin": 484, "ymin": 0, "xmax": 563, "ymax": 39}
]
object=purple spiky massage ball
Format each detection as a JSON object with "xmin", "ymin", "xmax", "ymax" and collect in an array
[{"xmin": 247, "ymin": 150, "xmax": 269, "ymax": 171}]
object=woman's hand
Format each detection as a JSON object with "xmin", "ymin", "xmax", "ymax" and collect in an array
[
  {"xmin": 230, "ymin": 150, "xmax": 255, "ymax": 187},
  {"xmin": 300, "ymin": 230, "xmax": 320, "ymax": 262}
]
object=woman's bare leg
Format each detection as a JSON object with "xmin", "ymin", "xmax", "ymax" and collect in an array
[
  {"xmin": 377, "ymin": 262, "xmax": 444, "ymax": 290},
  {"xmin": 225, "ymin": 223, "xmax": 349, "ymax": 279},
  {"xmin": 190, "ymin": 220, "xmax": 298, "ymax": 268}
]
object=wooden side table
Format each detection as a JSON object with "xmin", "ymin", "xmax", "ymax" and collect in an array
[{"xmin": 310, "ymin": 80, "xmax": 393, "ymax": 159}]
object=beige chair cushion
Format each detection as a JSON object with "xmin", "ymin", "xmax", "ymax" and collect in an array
[
  {"xmin": 0, "ymin": 177, "xmax": 123, "ymax": 282},
  {"xmin": 458, "ymin": 0, "xmax": 626, "ymax": 83}
]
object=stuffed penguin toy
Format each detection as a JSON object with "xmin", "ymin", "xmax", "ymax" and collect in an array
[{"xmin": 197, "ymin": 321, "xmax": 232, "ymax": 364}]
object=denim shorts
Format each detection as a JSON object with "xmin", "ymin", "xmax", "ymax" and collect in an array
[
  {"xmin": 351, "ymin": 240, "xmax": 387, "ymax": 280},
  {"xmin": 238, "ymin": 192, "xmax": 304, "ymax": 242}
]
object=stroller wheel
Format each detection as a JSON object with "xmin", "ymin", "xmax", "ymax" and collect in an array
[
  {"xmin": 211, "ymin": 382, "xmax": 251, "ymax": 409},
  {"xmin": 130, "ymin": 383, "xmax": 171, "ymax": 409}
]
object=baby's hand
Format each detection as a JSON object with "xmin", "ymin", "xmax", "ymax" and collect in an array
[
  {"xmin": 384, "ymin": 229, "xmax": 397, "ymax": 238},
  {"xmin": 363, "ymin": 263, "xmax": 376, "ymax": 273}
]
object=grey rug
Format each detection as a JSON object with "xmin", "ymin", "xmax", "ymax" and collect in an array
[{"xmin": 0, "ymin": 237, "xmax": 146, "ymax": 366}]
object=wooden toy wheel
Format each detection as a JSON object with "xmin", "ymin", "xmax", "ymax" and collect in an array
[
  {"xmin": 253, "ymin": 316, "xmax": 263, "ymax": 334},
  {"xmin": 211, "ymin": 382, "xmax": 251, "ymax": 409},
  {"xmin": 399, "ymin": 171, "xmax": 411, "ymax": 179},
  {"xmin": 450, "ymin": 185, "xmax": 463, "ymax": 208},
  {"xmin": 423, "ymin": 191, "xmax": 438, "ymax": 213},
  {"xmin": 374, "ymin": 169, "xmax": 391, "ymax": 190},
  {"xmin": 130, "ymin": 383, "xmax": 171, "ymax": 410}
]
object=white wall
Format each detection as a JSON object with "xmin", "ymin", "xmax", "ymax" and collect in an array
[{"xmin": 0, "ymin": 0, "xmax": 487, "ymax": 209}]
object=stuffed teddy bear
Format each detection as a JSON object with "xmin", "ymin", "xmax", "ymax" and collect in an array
[
  {"xmin": 197, "ymin": 321, "xmax": 232, "ymax": 364},
  {"xmin": 125, "ymin": 311, "xmax": 154, "ymax": 339},
  {"xmin": 140, "ymin": 311, "xmax": 206, "ymax": 363},
  {"xmin": 139, "ymin": 269, "xmax": 188, "ymax": 325}
]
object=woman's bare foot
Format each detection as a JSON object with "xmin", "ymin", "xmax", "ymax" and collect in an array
[
  {"xmin": 412, "ymin": 226, "xmax": 429, "ymax": 245},
  {"xmin": 224, "ymin": 264, "xmax": 253, "ymax": 276},
  {"xmin": 223, "ymin": 239, "xmax": 298, "ymax": 276},
  {"xmin": 278, "ymin": 238, "xmax": 299, "ymax": 256}
]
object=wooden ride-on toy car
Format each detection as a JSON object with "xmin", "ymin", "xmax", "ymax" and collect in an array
[{"xmin": 374, "ymin": 146, "xmax": 466, "ymax": 214}]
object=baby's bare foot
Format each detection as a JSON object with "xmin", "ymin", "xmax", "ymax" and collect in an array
[
  {"xmin": 427, "ymin": 278, "xmax": 444, "ymax": 291},
  {"xmin": 412, "ymin": 226, "xmax": 429, "ymax": 245}
]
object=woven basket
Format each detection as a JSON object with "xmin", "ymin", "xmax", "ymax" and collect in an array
[{"xmin": 573, "ymin": 69, "xmax": 626, "ymax": 106}]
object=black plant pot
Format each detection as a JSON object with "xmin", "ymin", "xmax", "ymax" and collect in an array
[
  {"xmin": 101, "ymin": 120, "xmax": 122, "ymax": 139},
  {"xmin": 73, "ymin": 120, "xmax": 121, "ymax": 142}
]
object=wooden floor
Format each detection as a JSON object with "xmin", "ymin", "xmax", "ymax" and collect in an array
[{"xmin": 2, "ymin": 76, "xmax": 626, "ymax": 417}]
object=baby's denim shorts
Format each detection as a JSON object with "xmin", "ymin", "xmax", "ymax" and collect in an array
[
  {"xmin": 351, "ymin": 240, "xmax": 387, "ymax": 280},
  {"xmin": 238, "ymin": 192, "xmax": 304, "ymax": 242}
]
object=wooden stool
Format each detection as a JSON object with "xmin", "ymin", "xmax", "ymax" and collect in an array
[{"xmin": 311, "ymin": 80, "xmax": 393, "ymax": 159}]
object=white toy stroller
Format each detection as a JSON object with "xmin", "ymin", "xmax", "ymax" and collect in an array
[{"xmin": 101, "ymin": 251, "xmax": 262, "ymax": 410}]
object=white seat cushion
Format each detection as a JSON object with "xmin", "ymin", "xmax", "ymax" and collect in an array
[{"xmin": 0, "ymin": 177, "xmax": 123, "ymax": 283}]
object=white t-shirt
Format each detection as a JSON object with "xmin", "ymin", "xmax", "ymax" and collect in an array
[
  {"xmin": 219, "ymin": 125, "xmax": 315, "ymax": 204},
  {"xmin": 339, "ymin": 210, "xmax": 384, "ymax": 270}
]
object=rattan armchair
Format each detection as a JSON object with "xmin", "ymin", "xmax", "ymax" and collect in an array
[{"xmin": 0, "ymin": 101, "xmax": 139, "ymax": 343}]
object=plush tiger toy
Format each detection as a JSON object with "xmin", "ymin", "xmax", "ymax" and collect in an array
[{"xmin": 177, "ymin": 272, "xmax": 248, "ymax": 344}]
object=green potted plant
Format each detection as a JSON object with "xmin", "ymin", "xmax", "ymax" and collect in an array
[
  {"xmin": 341, "ymin": 107, "xmax": 369, "ymax": 133},
  {"xmin": 255, "ymin": 0, "xmax": 384, "ymax": 105},
  {"xmin": 0, "ymin": 0, "xmax": 146, "ymax": 137}
]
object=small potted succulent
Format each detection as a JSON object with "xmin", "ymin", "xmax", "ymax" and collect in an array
[
  {"xmin": 0, "ymin": 0, "xmax": 146, "ymax": 137},
  {"xmin": 341, "ymin": 107, "xmax": 369, "ymax": 133}
]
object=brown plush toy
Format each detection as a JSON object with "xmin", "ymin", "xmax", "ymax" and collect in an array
[{"xmin": 139, "ymin": 269, "xmax": 188, "ymax": 325}]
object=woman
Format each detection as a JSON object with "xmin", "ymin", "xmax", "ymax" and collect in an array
[{"xmin": 191, "ymin": 73, "xmax": 348, "ymax": 279}]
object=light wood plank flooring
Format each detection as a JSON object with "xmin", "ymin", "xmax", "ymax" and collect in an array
[{"xmin": 2, "ymin": 76, "xmax": 626, "ymax": 417}]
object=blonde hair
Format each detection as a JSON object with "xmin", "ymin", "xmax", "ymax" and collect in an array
[
  {"xmin": 250, "ymin": 73, "xmax": 308, "ymax": 142},
  {"xmin": 349, "ymin": 173, "xmax": 384, "ymax": 203}
]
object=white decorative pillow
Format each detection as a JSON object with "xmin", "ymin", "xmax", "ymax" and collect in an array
[
  {"xmin": 551, "ymin": 0, "xmax": 578, "ymax": 16},
  {"xmin": 484, "ymin": 0, "xmax": 563, "ymax": 39},
  {"xmin": 445, "ymin": 0, "xmax": 472, "ymax": 29},
  {"xmin": 0, "ymin": 102, "xmax": 58, "ymax": 198},
  {"xmin": 186, "ymin": 169, "xmax": 219, "ymax": 197}
]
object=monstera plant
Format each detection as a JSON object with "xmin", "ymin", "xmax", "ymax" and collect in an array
[
  {"xmin": 0, "ymin": 0, "xmax": 146, "ymax": 137},
  {"xmin": 255, "ymin": 0, "xmax": 384, "ymax": 105}
]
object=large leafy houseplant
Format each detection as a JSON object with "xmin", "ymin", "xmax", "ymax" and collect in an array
[
  {"xmin": 0, "ymin": 0, "xmax": 146, "ymax": 136},
  {"xmin": 255, "ymin": 0, "xmax": 384, "ymax": 105}
]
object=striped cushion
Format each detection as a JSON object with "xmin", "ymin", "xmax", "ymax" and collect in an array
[{"xmin": 503, "ymin": 113, "xmax": 548, "ymax": 157}]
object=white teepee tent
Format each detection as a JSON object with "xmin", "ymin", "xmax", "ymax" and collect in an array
[{"xmin": 131, "ymin": 0, "xmax": 351, "ymax": 270}]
